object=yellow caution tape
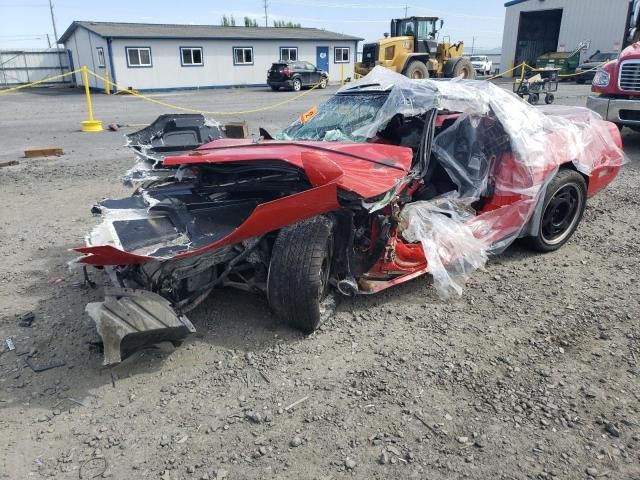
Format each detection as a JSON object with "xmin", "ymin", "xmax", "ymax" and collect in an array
[
  {"xmin": 87, "ymin": 69, "xmax": 324, "ymax": 116},
  {"xmin": 0, "ymin": 68, "xmax": 82, "ymax": 95}
]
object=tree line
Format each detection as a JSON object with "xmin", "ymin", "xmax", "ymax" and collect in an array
[{"xmin": 220, "ymin": 15, "xmax": 301, "ymax": 28}]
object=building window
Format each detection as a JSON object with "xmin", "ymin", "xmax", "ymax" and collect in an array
[
  {"xmin": 334, "ymin": 47, "xmax": 350, "ymax": 63},
  {"xmin": 180, "ymin": 47, "xmax": 203, "ymax": 66},
  {"xmin": 280, "ymin": 47, "xmax": 297, "ymax": 62},
  {"xmin": 233, "ymin": 47, "xmax": 253, "ymax": 65},
  {"xmin": 96, "ymin": 47, "xmax": 105, "ymax": 68},
  {"xmin": 126, "ymin": 47, "xmax": 152, "ymax": 67}
]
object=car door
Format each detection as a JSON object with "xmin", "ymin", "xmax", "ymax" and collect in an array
[
  {"xmin": 293, "ymin": 62, "xmax": 309, "ymax": 85},
  {"xmin": 305, "ymin": 62, "xmax": 321, "ymax": 84}
]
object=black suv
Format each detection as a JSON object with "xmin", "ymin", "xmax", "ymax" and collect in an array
[{"xmin": 267, "ymin": 61, "xmax": 328, "ymax": 91}]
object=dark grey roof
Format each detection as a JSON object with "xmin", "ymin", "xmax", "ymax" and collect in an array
[{"xmin": 59, "ymin": 21, "xmax": 363, "ymax": 44}]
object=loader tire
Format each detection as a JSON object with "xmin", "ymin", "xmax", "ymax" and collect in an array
[
  {"xmin": 445, "ymin": 57, "xmax": 476, "ymax": 79},
  {"xmin": 267, "ymin": 218, "xmax": 333, "ymax": 334},
  {"xmin": 404, "ymin": 61, "xmax": 429, "ymax": 79}
]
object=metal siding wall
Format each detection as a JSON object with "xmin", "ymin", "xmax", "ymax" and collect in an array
[
  {"xmin": 111, "ymin": 38, "xmax": 356, "ymax": 90},
  {"xmin": 501, "ymin": 0, "xmax": 629, "ymax": 75},
  {"xmin": 0, "ymin": 49, "xmax": 70, "ymax": 86}
]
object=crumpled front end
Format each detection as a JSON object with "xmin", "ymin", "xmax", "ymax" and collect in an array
[{"xmin": 75, "ymin": 126, "xmax": 413, "ymax": 364}]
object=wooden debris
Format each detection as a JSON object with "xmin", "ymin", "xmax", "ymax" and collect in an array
[
  {"xmin": 224, "ymin": 121, "xmax": 249, "ymax": 139},
  {"xmin": 0, "ymin": 160, "xmax": 19, "ymax": 168},
  {"xmin": 24, "ymin": 147, "xmax": 63, "ymax": 158}
]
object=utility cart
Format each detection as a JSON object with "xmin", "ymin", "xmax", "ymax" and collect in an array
[{"xmin": 513, "ymin": 67, "xmax": 559, "ymax": 105}]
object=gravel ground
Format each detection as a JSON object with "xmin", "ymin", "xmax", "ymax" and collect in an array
[{"xmin": 0, "ymin": 82, "xmax": 639, "ymax": 480}]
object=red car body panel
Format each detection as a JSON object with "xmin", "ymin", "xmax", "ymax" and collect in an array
[
  {"xmin": 75, "ymin": 179, "xmax": 341, "ymax": 266},
  {"xmin": 163, "ymin": 139, "xmax": 414, "ymax": 199}
]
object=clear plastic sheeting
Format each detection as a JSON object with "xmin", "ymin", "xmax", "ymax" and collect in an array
[
  {"xmin": 400, "ymin": 198, "xmax": 489, "ymax": 298},
  {"xmin": 345, "ymin": 67, "xmax": 625, "ymax": 297}
]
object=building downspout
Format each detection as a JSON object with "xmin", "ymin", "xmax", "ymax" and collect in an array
[{"xmin": 107, "ymin": 37, "xmax": 117, "ymax": 94}]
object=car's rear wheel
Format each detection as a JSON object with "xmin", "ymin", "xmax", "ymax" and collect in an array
[
  {"xmin": 267, "ymin": 218, "xmax": 333, "ymax": 334},
  {"xmin": 319, "ymin": 77, "xmax": 328, "ymax": 89},
  {"xmin": 524, "ymin": 169, "xmax": 587, "ymax": 252},
  {"xmin": 292, "ymin": 78, "xmax": 302, "ymax": 92},
  {"xmin": 271, "ymin": 85, "xmax": 280, "ymax": 91}
]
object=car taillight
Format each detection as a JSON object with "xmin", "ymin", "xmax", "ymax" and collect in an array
[{"xmin": 283, "ymin": 68, "xmax": 291, "ymax": 76}]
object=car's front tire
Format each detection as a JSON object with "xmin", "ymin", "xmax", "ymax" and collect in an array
[
  {"xmin": 319, "ymin": 77, "xmax": 328, "ymax": 89},
  {"xmin": 267, "ymin": 218, "xmax": 333, "ymax": 334},
  {"xmin": 524, "ymin": 169, "xmax": 587, "ymax": 253}
]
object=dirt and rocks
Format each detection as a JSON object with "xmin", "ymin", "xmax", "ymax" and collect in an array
[{"xmin": 0, "ymin": 83, "xmax": 639, "ymax": 479}]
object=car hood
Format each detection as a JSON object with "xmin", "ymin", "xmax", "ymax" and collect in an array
[{"xmin": 164, "ymin": 138, "xmax": 414, "ymax": 199}]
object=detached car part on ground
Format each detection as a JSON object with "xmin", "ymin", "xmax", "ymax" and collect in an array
[{"xmin": 74, "ymin": 67, "xmax": 625, "ymax": 365}]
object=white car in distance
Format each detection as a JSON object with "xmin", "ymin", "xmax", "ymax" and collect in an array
[{"xmin": 469, "ymin": 55, "xmax": 493, "ymax": 75}]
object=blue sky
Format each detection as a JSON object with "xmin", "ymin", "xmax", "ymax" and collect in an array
[{"xmin": 0, "ymin": 0, "xmax": 506, "ymax": 50}]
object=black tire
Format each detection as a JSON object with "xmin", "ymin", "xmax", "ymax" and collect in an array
[
  {"xmin": 445, "ymin": 57, "xmax": 476, "ymax": 79},
  {"xmin": 404, "ymin": 61, "xmax": 429, "ymax": 79},
  {"xmin": 523, "ymin": 169, "xmax": 587, "ymax": 253},
  {"xmin": 271, "ymin": 85, "xmax": 280, "ymax": 91},
  {"xmin": 576, "ymin": 78, "xmax": 586, "ymax": 85},
  {"xmin": 292, "ymin": 77, "xmax": 302, "ymax": 92},
  {"xmin": 319, "ymin": 77, "xmax": 328, "ymax": 89},
  {"xmin": 528, "ymin": 93, "xmax": 540, "ymax": 105},
  {"xmin": 545, "ymin": 93, "xmax": 555, "ymax": 104},
  {"xmin": 267, "ymin": 218, "xmax": 333, "ymax": 334}
]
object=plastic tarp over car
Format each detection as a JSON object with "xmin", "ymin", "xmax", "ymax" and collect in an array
[{"xmin": 348, "ymin": 67, "xmax": 625, "ymax": 297}]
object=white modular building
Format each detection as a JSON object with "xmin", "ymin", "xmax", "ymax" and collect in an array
[
  {"xmin": 501, "ymin": 0, "xmax": 632, "ymax": 74},
  {"xmin": 59, "ymin": 21, "xmax": 362, "ymax": 91}
]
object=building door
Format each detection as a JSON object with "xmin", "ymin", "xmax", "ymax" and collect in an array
[
  {"xmin": 316, "ymin": 46, "xmax": 329, "ymax": 73},
  {"xmin": 515, "ymin": 9, "xmax": 563, "ymax": 75}
]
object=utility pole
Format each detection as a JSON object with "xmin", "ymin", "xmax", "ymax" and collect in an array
[
  {"xmin": 471, "ymin": 36, "xmax": 476, "ymax": 55},
  {"xmin": 46, "ymin": 33, "xmax": 51, "ymax": 48},
  {"xmin": 404, "ymin": 4, "xmax": 408, "ymax": 17},
  {"xmin": 263, "ymin": 0, "xmax": 269, "ymax": 27},
  {"xmin": 49, "ymin": 0, "xmax": 59, "ymax": 45}
]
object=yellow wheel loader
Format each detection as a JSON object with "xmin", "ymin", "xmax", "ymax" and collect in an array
[{"xmin": 355, "ymin": 17, "xmax": 475, "ymax": 80}]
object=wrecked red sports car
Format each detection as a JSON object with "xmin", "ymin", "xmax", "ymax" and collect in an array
[{"xmin": 74, "ymin": 67, "xmax": 625, "ymax": 365}]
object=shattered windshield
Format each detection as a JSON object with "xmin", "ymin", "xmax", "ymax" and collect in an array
[{"xmin": 277, "ymin": 93, "xmax": 388, "ymax": 142}]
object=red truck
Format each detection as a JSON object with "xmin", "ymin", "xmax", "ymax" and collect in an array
[{"xmin": 587, "ymin": 42, "xmax": 640, "ymax": 132}]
